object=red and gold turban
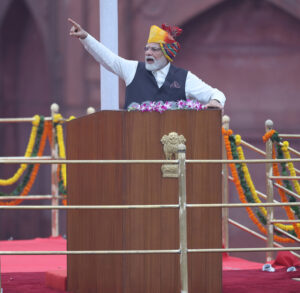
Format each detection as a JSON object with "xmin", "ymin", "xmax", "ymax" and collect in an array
[{"xmin": 147, "ymin": 24, "xmax": 182, "ymax": 62}]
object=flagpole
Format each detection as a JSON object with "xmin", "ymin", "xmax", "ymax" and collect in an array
[{"xmin": 99, "ymin": 0, "xmax": 119, "ymax": 110}]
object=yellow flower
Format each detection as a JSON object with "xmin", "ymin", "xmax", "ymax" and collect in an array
[
  {"xmin": 68, "ymin": 116, "xmax": 76, "ymax": 121},
  {"xmin": 53, "ymin": 113, "xmax": 63, "ymax": 123},
  {"xmin": 235, "ymin": 134, "xmax": 241, "ymax": 146},
  {"xmin": 32, "ymin": 115, "xmax": 40, "ymax": 126},
  {"xmin": 282, "ymin": 141, "xmax": 289, "ymax": 152},
  {"xmin": 55, "ymin": 119, "xmax": 67, "ymax": 187},
  {"xmin": 0, "ymin": 115, "xmax": 40, "ymax": 186}
]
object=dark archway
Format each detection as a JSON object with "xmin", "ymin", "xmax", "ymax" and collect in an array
[{"xmin": 0, "ymin": 0, "xmax": 52, "ymax": 239}]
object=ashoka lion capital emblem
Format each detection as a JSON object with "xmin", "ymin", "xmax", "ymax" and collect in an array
[{"xmin": 161, "ymin": 132, "xmax": 186, "ymax": 178}]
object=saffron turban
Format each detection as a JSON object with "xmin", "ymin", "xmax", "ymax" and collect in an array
[{"xmin": 147, "ymin": 24, "xmax": 182, "ymax": 62}]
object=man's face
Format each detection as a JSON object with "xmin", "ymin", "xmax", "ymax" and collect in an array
[{"xmin": 144, "ymin": 42, "xmax": 168, "ymax": 71}]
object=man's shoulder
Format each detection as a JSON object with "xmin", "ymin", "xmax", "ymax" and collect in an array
[
  {"xmin": 169, "ymin": 63, "xmax": 188, "ymax": 75},
  {"xmin": 136, "ymin": 61, "xmax": 146, "ymax": 70}
]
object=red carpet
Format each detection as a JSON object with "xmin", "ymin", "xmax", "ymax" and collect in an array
[
  {"xmin": 223, "ymin": 269, "xmax": 300, "ymax": 293},
  {"xmin": 2, "ymin": 272, "xmax": 67, "ymax": 293},
  {"xmin": 0, "ymin": 237, "xmax": 299, "ymax": 292},
  {"xmin": 0, "ymin": 237, "xmax": 66, "ymax": 273}
]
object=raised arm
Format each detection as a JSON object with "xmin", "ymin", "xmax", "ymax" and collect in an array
[{"xmin": 68, "ymin": 18, "xmax": 137, "ymax": 85}]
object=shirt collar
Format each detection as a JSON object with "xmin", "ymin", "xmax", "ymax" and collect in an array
[{"xmin": 152, "ymin": 62, "xmax": 170, "ymax": 76}]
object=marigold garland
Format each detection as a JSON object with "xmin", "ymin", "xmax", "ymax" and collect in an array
[
  {"xmin": 0, "ymin": 116, "xmax": 45, "ymax": 197},
  {"xmin": 223, "ymin": 129, "xmax": 268, "ymax": 236},
  {"xmin": 57, "ymin": 164, "xmax": 67, "ymax": 205},
  {"xmin": 282, "ymin": 141, "xmax": 300, "ymax": 198},
  {"xmin": 0, "ymin": 113, "xmax": 72, "ymax": 206},
  {"xmin": 0, "ymin": 115, "xmax": 40, "ymax": 186},
  {"xmin": 235, "ymin": 138, "xmax": 268, "ymax": 219},
  {"xmin": 272, "ymin": 147, "xmax": 300, "ymax": 237},
  {"xmin": 270, "ymin": 132, "xmax": 300, "ymax": 219},
  {"xmin": 236, "ymin": 133, "xmax": 299, "ymax": 235},
  {"xmin": 222, "ymin": 127, "xmax": 294, "ymax": 243},
  {"xmin": 232, "ymin": 136, "xmax": 267, "ymax": 225},
  {"xmin": 0, "ymin": 119, "xmax": 50, "ymax": 205},
  {"xmin": 263, "ymin": 130, "xmax": 276, "ymax": 143},
  {"xmin": 55, "ymin": 117, "xmax": 66, "ymax": 188},
  {"xmin": 15, "ymin": 122, "xmax": 51, "ymax": 205},
  {"xmin": 53, "ymin": 114, "xmax": 75, "ymax": 205}
]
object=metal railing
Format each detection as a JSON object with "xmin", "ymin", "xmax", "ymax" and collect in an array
[
  {"xmin": 2, "ymin": 153, "xmax": 300, "ymax": 292},
  {"xmin": 222, "ymin": 115, "xmax": 300, "ymax": 262},
  {"xmin": 0, "ymin": 111, "xmax": 300, "ymax": 292},
  {"xmin": 1, "ymin": 155, "xmax": 300, "ymax": 292},
  {"xmin": 0, "ymin": 104, "xmax": 96, "ymax": 237}
]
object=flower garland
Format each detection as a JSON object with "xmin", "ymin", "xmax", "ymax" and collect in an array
[
  {"xmin": 235, "ymin": 135, "xmax": 268, "ymax": 220},
  {"xmin": 228, "ymin": 132, "xmax": 268, "ymax": 227},
  {"xmin": 0, "ymin": 115, "xmax": 40, "ymax": 186},
  {"xmin": 46, "ymin": 117, "xmax": 66, "ymax": 206},
  {"xmin": 222, "ymin": 128, "xmax": 294, "ymax": 243},
  {"xmin": 223, "ymin": 129, "xmax": 266, "ymax": 232},
  {"xmin": 0, "ymin": 113, "xmax": 72, "ymax": 206},
  {"xmin": 58, "ymin": 165, "xmax": 67, "ymax": 206},
  {"xmin": 0, "ymin": 118, "xmax": 50, "ymax": 205},
  {"xmin": 236, "ymin": 133, "xmax": 299, "ymax": 236},
  {"xmin": 272, "ymin": 147, "xmax": 300, "ymax": 237},
  {"xmin": 53, "ymin": 114, "xmax": 67, "ymax": 188},
  {"xmin": 53, "ymin": 114, "xmax": 75, "ymax": 205},
  {"xmin": 0, "ymin": 116, "xmax": 44, "ymax": 197},
  {"xmin": 127, "ymin": 99, "xmax": 207, "ymax": 113},
  {"xmin": 262, "ymin": 130, "xmax": 276, "ymax": 143},
  {"xmin": 281, "ymin": 141, "xmax": 300, "ymax": 199},
  {"xmin": 268, "ymin": 132, "xmax": 300, "ymax": 219},
  {"xmin": 15, "ymin": 121, "xmax": 51, "ymax": 204}
]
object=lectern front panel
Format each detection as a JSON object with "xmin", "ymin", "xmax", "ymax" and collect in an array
[{"xmin": 67, "ymin": 110, "xmax": 222, "ymax": 293}]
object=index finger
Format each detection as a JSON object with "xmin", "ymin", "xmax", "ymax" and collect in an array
[{"xmin": 68, "ymin": 18, "xmax": 80, "ymax": 28}]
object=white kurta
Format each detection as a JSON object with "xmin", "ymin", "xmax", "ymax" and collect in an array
[{"xmin": 80, "ymin": 34, "xmax": 226, "ymax": 106}]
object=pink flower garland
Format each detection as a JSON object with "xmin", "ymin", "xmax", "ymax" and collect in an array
[{"xmin": 128, "ymin": 99, "xmax": 207, "ymax": 113}]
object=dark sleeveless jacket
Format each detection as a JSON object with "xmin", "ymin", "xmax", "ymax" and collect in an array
[{"xmin": 125, "ymin": 62, "xmax": 188, "ymax": 108}]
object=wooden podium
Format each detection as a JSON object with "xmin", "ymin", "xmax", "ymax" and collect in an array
[{"xmin": 66, "ymin": 110, "xmax": 222, "ymax": 293}]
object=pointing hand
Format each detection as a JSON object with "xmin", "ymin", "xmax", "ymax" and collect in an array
[{"xmin": 68, "ymin": 18, "xmax": 88, "ymax": 39}]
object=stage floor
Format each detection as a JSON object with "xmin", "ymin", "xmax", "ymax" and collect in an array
[{"xmin": 0, "ymin": 237, "xmax": 299, "ymax": 292}]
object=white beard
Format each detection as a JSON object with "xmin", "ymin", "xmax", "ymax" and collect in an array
[{"xmin": 145, "ymin": 55, "xmax": 168, "ymax": 71}]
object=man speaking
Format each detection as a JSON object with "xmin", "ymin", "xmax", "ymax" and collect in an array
[{"xmin": 68, "ymin": 18, "xmax": 226, "ymax": 109}]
